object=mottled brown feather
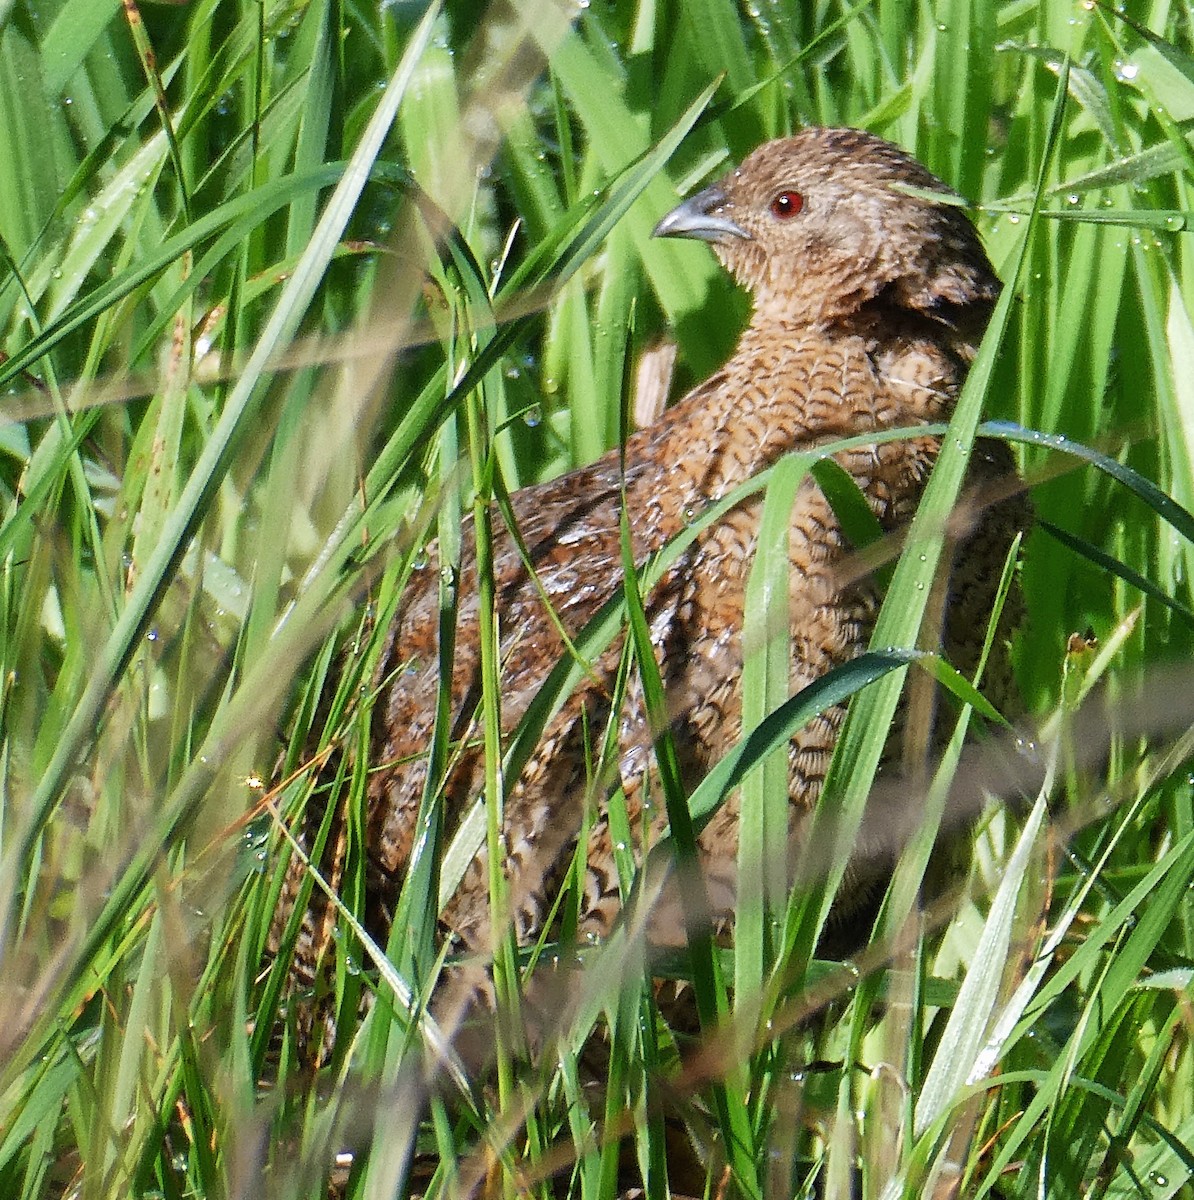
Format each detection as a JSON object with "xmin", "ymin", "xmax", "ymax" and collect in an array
[{"xmin": 271, "ymin": 126, "xmax": 1030, "ymax": 1044}]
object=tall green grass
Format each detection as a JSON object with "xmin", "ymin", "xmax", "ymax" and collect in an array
[{"xmin": 2, "ymin": 1, "xmax": 1194, "ymax": 1197}]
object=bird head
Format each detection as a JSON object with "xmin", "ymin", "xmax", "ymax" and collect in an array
[{"xmin": 654, "ymin": 127, "xmax": 999, "ymax": 329}]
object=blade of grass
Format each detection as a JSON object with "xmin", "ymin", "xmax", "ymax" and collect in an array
[{"xmin": 0, "ymin": 0, "xmax": 446, "ymax": 1093}]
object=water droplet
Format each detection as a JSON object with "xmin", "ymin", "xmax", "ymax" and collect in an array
[
  {"xmin": 523, "ymin": 404, "xmax": 542, "ymax": 427},
  {"xmin": 146, "ymin": 628, "xmax": 159, "ymax": 642},
  {"xmin": 1007, "ymin": 213, "xmax": 1020, "ymax": 225},
  {"xmin": 1066, "ymin": 193, "xmax": 1080, "ymax": 206},
  {"xmin": 682, "ymin": 504, "xmax": 698, "ymax": 525},
  {"xmin": 1165, "ymin": 213, "xmax": 1186, "ymax": 232},
  {"xmin": 1114, "ymin": 60, "xmax": 1139, "ymax": 82},
  {"xmin": 412, "ymin": 548, "xmax": 429, "ymax": 570},
  {"xmin": 1015, "ymin": 736, "xmax": 1040, "ymax": 762},
  {"xmin": 1148, "ymin": 1172, "xmax": 1168, "ymax": 1187}
]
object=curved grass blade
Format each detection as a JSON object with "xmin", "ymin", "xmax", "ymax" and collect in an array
[
  {"xmin": 784, "ymin": 68, "xmax": 1069, "ymax": 967},
  {"xmin": 618, "ymin": 494, "xmax": 761, "ymax": 1199},
  {"xmin": 982, "ymin": 419, "xmax": 1194, "ymax": 544},
  {"xmin": 1041, "ymin": 518, "xmax": 1194, "ymax": 626},
  {"xmin": 737, "ymin": 454, "xmax": 806, "ymax": 1002}
]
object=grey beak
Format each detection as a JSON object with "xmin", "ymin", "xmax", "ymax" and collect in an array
[{"xmin": 652, "ymin": 184, "xmax": 751, "ymax": 243}]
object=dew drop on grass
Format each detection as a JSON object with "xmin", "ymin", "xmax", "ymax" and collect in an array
[
  {"xmin": 523, "ymin": 404, "xmax": 542, "ymax": 427},
  {"xmin": 412, "ymin": 547, "xmax": 429, "ymax": 569},
  {"xmin": 1015, "ymin": 736, "xmax": 1040, "ymax": 762}
]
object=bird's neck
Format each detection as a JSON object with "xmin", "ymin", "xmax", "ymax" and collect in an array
[{"xmin": 637, "ymin": 306, "xmax": 970, "ymax": 532}]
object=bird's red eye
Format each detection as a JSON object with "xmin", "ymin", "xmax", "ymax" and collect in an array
[{"xmin": 769, "ymin": 190, "xmax": 804, "ymax": 219}]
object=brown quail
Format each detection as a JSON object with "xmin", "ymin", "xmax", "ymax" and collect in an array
[{"xmin": 275, "ymin": 126, "xmax": 1028, "ymax": 1040}]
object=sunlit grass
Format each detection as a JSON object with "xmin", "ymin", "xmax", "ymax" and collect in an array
[{"xmin": 1, "ymin": 1, "xmax": 1193, "ymax": 1197}]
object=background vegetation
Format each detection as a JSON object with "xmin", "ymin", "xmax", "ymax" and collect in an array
[{"xmin": 1, "ymin": 0, "xmax": 1193, "ymax": 1196}]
